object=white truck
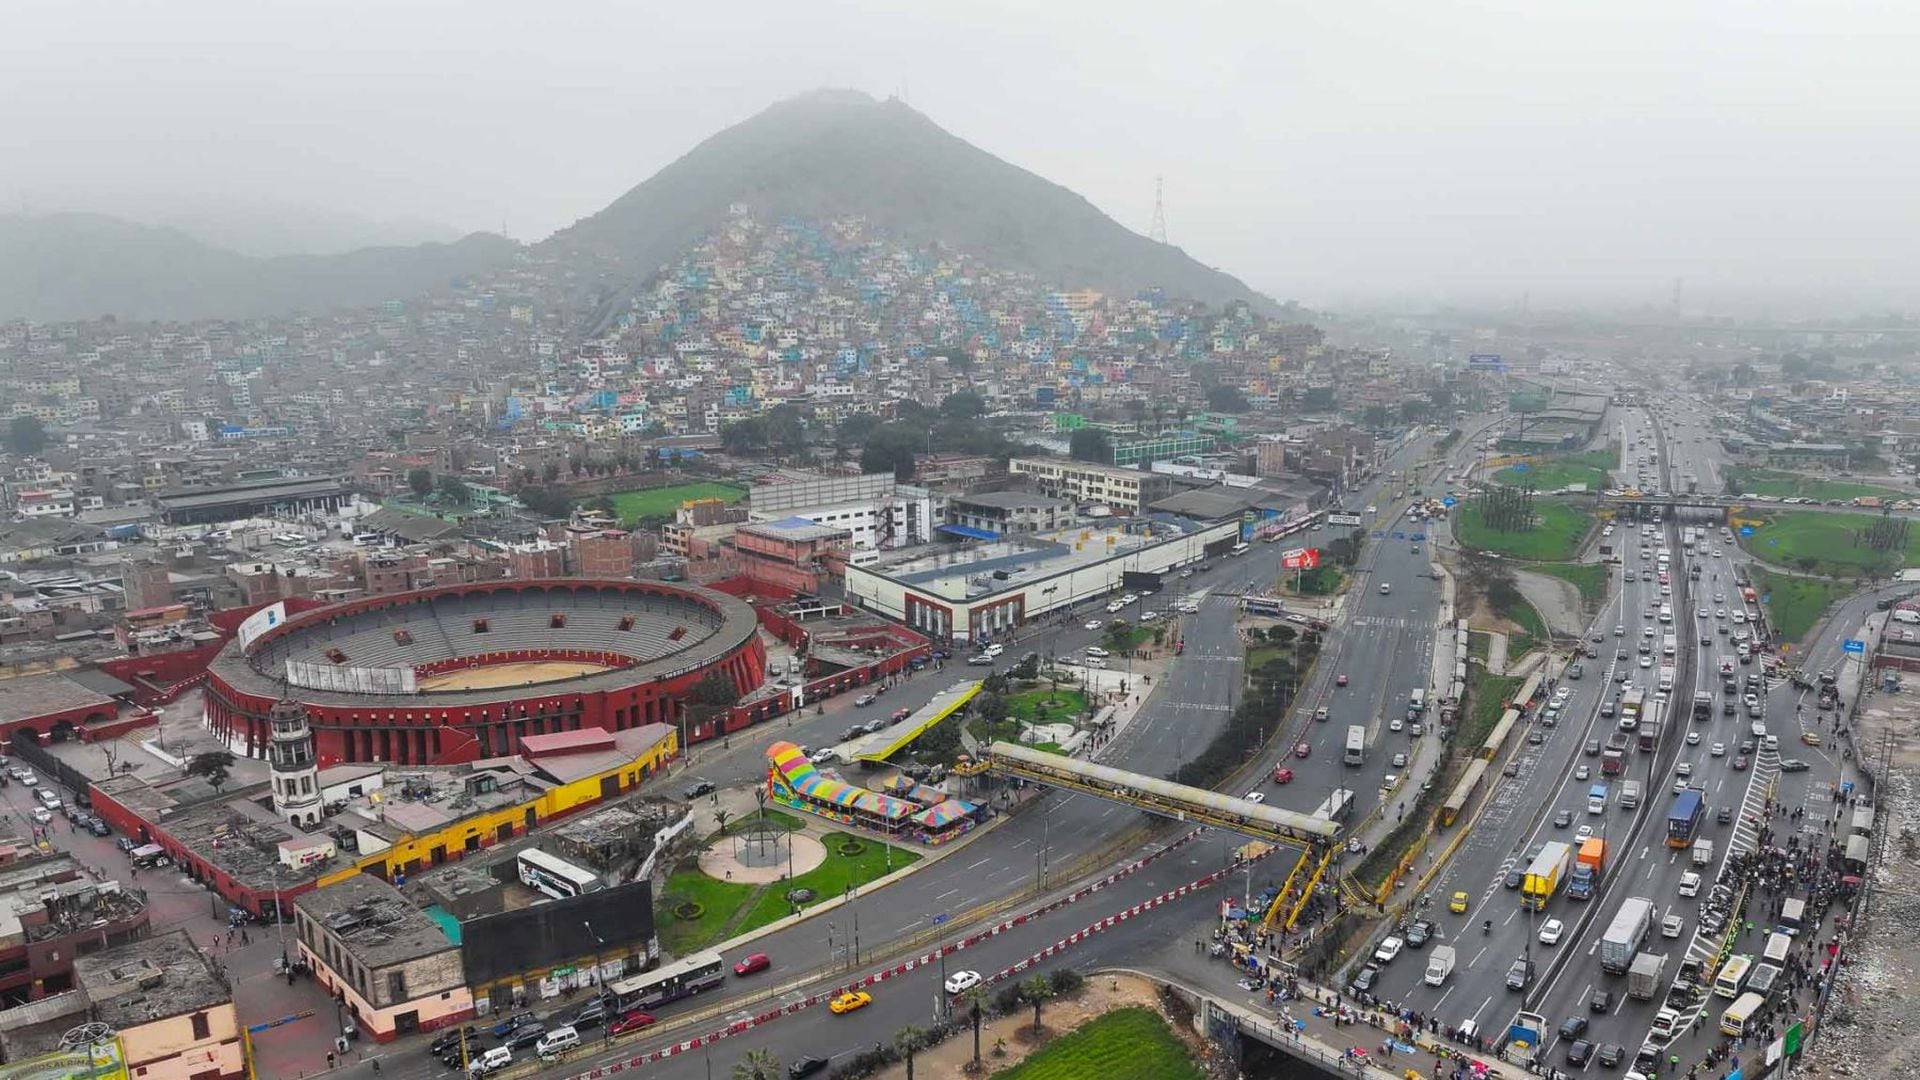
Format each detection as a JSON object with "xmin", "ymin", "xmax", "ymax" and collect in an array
[
  {"xmin": 1692, "ymin": 838, "xmax": 1716, "ymax": 867},
  {"xmin": 1424, "ymin": 945, "xmax": 1457, "ymax": 986},
  {"xmin": 1628, "ymin": 952, "xmax": 1668, "ymax": 1000},
  {"xmin": 1601, "ymin": 897, "xmax": 1657, "ymax": 974},
  {"xmin": 1620, "ymin": 780, "xmax": 1642, "ymax": 809}
]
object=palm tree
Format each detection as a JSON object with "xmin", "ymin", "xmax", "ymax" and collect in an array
[
  {"xmin": 1020, "ymin": 974, "xmax": 1055, "ymax": 1036},
  {"xmin": 732, "ymin": 1049, "xmax": 781, "ymax": 1080},
  {"xmin": 712, "ymin": 808, "xmax": 733, "ymax": 854},
  {"xmin": 894, "ymin": 1024, "xmax": 926, "ymax": 1080},
  {"xmin": 961, "ymin": 986, "xmax": 990, "ymax": 1068}
]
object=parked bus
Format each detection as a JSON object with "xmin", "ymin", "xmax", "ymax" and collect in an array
[
  {"xmin": 1440, "ymin": 760, "xmax": 1488, "ymax": 828},
  {"xmin": 1721, "ymin": 991, "xmax": 1766, "ymax": 1037},
  {"xmin": 1241, "ymin": 596, "xmax": 1286, "ymax": 617},
  {"xmin": 1667, "ymin": 789, "xmax": 1705, "ymax": 848},
  {"xmin": 1343, "ymin": 725, "xmax": 1367, "ymax": 766},
  {"xmin": 1714, "ymin": 954, "xmax": 1755, "ymax": 999},
  {"xmin": 1762, "ymin": 932, "xmax": 1792, "ymax": 968},
  {"xmin": 605, "ymin": 951, "xmax": 727, "ymax": 1012},
  {"xmin": 1779, "ymin": 897, "xmax": 1806, "ymax": 935},
  {"xmin": 517, "ymin": 848, "xmax": 603, "ymax": 901}
]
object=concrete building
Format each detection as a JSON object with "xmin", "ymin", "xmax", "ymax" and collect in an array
[
  {"xmin": 266, "ymin": 698, "xmax": 323, "ymax": 828},
  {"xmin": 120, "ymin": 557, "xmax": 175, "ymax": 611},
  {"xmin": 293, "ymin": 875, "xmax": 469, "ymax": 1042},
  {"xmin": 0, "ymin": 855, "xmax": 151, "ymax": 1005},
  {"xmin": 72, "ymin": 930, "xmax": 245, "ymax": 1080},
  {"xmin": 1007, "ymin": 458, "xmax": 1179, "ymax": 515},
  {"xmin": 945, "ymin": 492, "xmax": 1072, "ymax": 537},
  {"xmin": 731, "ymin": 518, "xmax": 850, "ymax": 593},
  {"xmin": 747, "ymin": 473, "xmax": 943, "ymax": 551},
  {"xmin": 571, "ymin": 529, "xmax": 637, "ymax": 578},
  {"xmin": 507, "ymin": 542, "xmax": 564, "ymax": 579},
  {"xmin": 153, "ymin": 476, "xmax": 349, "ymax": 525}
]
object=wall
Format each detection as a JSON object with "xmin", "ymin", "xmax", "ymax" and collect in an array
[
  {"xmin": 118, "ymin": 1004, "xmax": 245, "ymax": 1080},
  {"xmin": 297, "ymin": 940, "xmax": 472, "ymax": 1042}
]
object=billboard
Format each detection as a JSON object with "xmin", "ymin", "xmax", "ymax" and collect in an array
[
  {"xmin": 284, "ymin": 661, "xmax": 418, "ymax": 694},
  {"xmin": 1280, "ymin": 548, "xmax": 1322, "ymax": 570},
  {"xmin": 1326, "ymin": 513, "xmax": 1363, "ymax": 527},
  {"xmin": 1467, "ymin": 353, "xmax": 1507, "ymax": 373},
  {"xmin": 235, "ymin": 600, "xmax": 287, "ymax": 651},
  {"xmin": 462, "ymin": 880, "xmax": 655, "ymax": 988}
]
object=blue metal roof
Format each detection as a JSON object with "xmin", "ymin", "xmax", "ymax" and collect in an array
[{"xmin": 938, "ymin": 524, "xmax": 1001, "ymax": 541}]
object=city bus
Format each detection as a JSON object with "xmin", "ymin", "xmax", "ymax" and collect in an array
[
  {"xmin": 1721, "ymin": 991, "xmax": 1766, "ymax": 1037},
  {"xmin": 1762, "ymin": 932, "xmax": 1792, "ymax": 967},
  {"xmin": 1440, "ymin": 760, "xmax": 1488, "ymax": 827},
  {"xmin": 1779, "ymin": 896, "xmax": 1806, "ymax": 935},
  {"xmin": 1343, "ymin": 725, "xmax": 1367, "ymax": 766},
  {"xmin": 1311, "ymin": 788, "xmax": 1355, "ymax": 824},
  {"xmin": 516, "ymin": 848, "xmax": 603, "ymax": 900},
  {"xmin": 1714, "ymin": 954, "xmax": 1755, "ymax": 999},
  {"xmin": 1230, "ymin": 542, "xmax": 1251, "ymax": 557},
  {"xmin": 1667, "ymin": 789, "xmax": 1705, "ymax": 848},
  {"xmin": 605, "ymin": 950, "xmax": 727, "ymax": 1012},
  {"xmin": 1241, "ymin": 596, "xmax": 1286, "ymax": 617}
]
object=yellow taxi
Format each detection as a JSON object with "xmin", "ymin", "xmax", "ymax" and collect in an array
[
  {"xmin": 829, "ymin": 990, "xmax": 873, "ymax": 1015},
  {"xmin": 1449, "ymin": 891, "xmax": 1470, "ymax": 913},
  {"xmin": 1801, "ymin": 731, "xmax": 1823, "ymax": 746}
]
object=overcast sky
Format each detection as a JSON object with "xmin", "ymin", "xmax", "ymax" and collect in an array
[{"xmin": 5, "ymin": 0, "xmax": 1917, "ymax": 313}]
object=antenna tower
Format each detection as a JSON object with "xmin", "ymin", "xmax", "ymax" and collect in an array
[{"xmin": 1149, "ymin": 176, "xmax": 1168, "ymax": 245}]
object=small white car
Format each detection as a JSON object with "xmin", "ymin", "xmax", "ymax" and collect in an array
[
  {"xmin": 1538, "ymin": 918, "xmax": 1565, "ymax": 946},
  {"xmin": 1710, "ymin": 742, "xmax": 1725, "ymax": 757},
  {"xmin": 30, "ymin": 808, "xmax": 51, "ymax": 824},
  {"xmin": 1676, "ymin": 762, "xmax": 1693, "ymax": 778},
  {"xmin": 1574, "ymin": 764, "xmax": 1591, "ymax": 781},
  {"xmin": 1686, "ymin": 731, "xmax": 1701, "ymax": 746},
  {"xmin": 1389, "ymin": 717, "xmax": 1404, "ymax": 732},
  {"xmin": 1084, "ymin": 620, "xmax": 1103, "ymax": 631},
  {"xmin": 944, "ymin": 970, "xmax": 982, "ymax": 995},
  {"xmin": 1084, "ymin": 646, "xmax": 1110, "ymax": 657},
  {"xmin": 1374, "ymin": 936, "xmax": 1404, "ymax": 963},
  {"xmin": 1662, "ymin": 914, "xmax": 1686, "ymax": 939},
  {"xmin": 1678, "ymin": 871, "xmax": 1702, "ymax": 897},
  {"xmin": 1575, "ymin": 825, "xmax": 1594, "ymax": 843}
]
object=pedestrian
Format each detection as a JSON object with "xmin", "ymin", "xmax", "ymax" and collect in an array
[{"xmin": 327, "ymin": 1051, "xmax": 336, "ymax": 1070}]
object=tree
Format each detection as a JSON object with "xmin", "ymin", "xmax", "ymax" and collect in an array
[
  {"xmin": 1732, "ymin": 361, "xmax": 1757, "ymax": 386},
  {"xmin": 1020, "ymin": 974, "xmax": 1054, "ymax": 1035},
  {"xmin": 860, "ymin": 423, "xmax": 925, "ymax": 480},
  {"xmin": 962, "ymin": 985, "xmax": 989, "ymax": 1067},
  {"xmin": 837, "ymin": 412, "xmax": 881, "ymax": 446},
  {"xmin": 541, "ymin": 460, "xmax": 561, "ymax": 484},
  {"xmin": 437, "ymin": 474, "xmax": 471, "ymax": 505},
  {"xmin": 712, "ymin": 808, "xmax": 733, "ymax": 855},
  {"xmin": 941, "ymin": 391, "xmax": 986, "ymax": 420},
  {"xmin": 971, "ymin": 693, "xmax": 1009, "ymax": 729},
  {"xmin": 1068, "ymin": 428, "xmax": 1113, "ymax": 463},
  {"xmin": 186, "ymin": 750, "xmax": 235, "ymax": 793},
  {"xmin": 1205, "ymin": 385, "xmax": 1250, "ymax": 413},
  {"xmin": 1362, "ymin": 404, "xmax": 1391, "ymax": 429},
  {"xmin": 689, "ymin": 670, "xmax": 740, "ymax": 709},
  {"xmin": 6, "ymin": 416, "xmax": 46, "ymax": 456},
  {"xmin": 731, "ymin": 1049, "xmax": 780, "ymax": 1080},
  {"xmin": 894, "ymin": 1024, "xmax": 926, "ymax": 1080}
]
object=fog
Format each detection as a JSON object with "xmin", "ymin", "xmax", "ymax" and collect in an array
[{"xmin": 4, "ymin": 0, "xmax": 1916, "ymax": 313}]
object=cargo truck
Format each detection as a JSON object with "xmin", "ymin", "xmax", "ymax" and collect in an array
[
  {"xmin": 1424, "ymin": 944, "xmax": 1457, "ymax": 986},
  {"xmin": 1692, "ymin": 837, "xmax": 1716, "ymax": 867},
  {"xmin": 1566, "ymin": 837, "xmax": 1607, "ymax": 900},
  {"xmin": 1638, "ymin": 712, "xmax": 1663, "ymax": 752},
  {"xmin": 1601, "ymin": 897, "xmax": 1656, "ymax": 973},
  {"xmin": 1657, "ymin": 664, "xmax": 1677, "ymax": 693},
  {"xmin": 1521, "ymin": 841, "xmax": 1572, "ymax": 910},
  {"xmin": 1620, "ymin": 688, "xmax": 1645, "ymax": 727},
  {"xmin": 1693, "ymin": 692, "xmax": 1713, "ymax": 720},
  {"xmin": 1620, "ymin": 780, "xmax": 1641, "ymax": 809},
  {"xmin": 1628, "ymin": 952, "xmax": 1668, "ymax": 1000}
]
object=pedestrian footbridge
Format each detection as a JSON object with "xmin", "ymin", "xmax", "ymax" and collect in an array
[{"xmin": 984, "ymin": 741, "xmax": 1340, "ymax": 847}]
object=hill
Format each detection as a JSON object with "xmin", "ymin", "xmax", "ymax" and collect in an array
[
  {"xmin": 0, "ymin": 213, "xmax": 518, "ymax": 322},
  {"xmin": 553, "ymin": 89, "xmax": 1272, "ymax": 317}
]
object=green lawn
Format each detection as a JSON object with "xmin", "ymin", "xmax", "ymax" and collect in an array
[
  {"xmin": 1462, "ymin": 671, "xmax": 1523, "ymax": 748},
  {"xmin": 994, "ymin": 1006, "xmax": 1205, "ymax": 1080},
  {"xmin": 608, "ymin": 482, "xmax": 745, "ymax": 524},
  {"xmin": 1502, "ymin": 600, "xmax": 1547, "ymax": 657},
  {"xmin": 1467, "ymin": 632, "xmax": 1490, "ymax": 663},
  {"xmin": 1738, "ymin": 510, "xmax": 1920, "ymax": 576},
  {"xmin": 1523, "ymin": 561, "xmax": 1609, "ymax": 610},
  {"xmin": 654, "ymin": 868, "xmax": 758, "ymax": 956},
  {"xmin": 721, "ymin": 808, "xmax": 806, "ymax": 835},
  {"xmin": 1281, "ymin": 565, "xmax": 1345, "ymax": 595},
  {"xmin": 1455, "ymin": 500, "xmax": 1592, "ymax": 561},
  {"xmin": 734, "ymin": 831, "xmax": 921, "ymax": 933},
  {"xmin": 1005, "ymin": 687, "xmax": 1090, "ymax": 724},
  {"xmin": 1728, "ymin": 468, "xmax": 1905, "ymax": 503},
  {"xmin": 1750, "ymin": 569, "xmax": 1854, "ymax": 645}
]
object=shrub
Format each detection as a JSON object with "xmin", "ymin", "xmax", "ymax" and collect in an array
[
  {"xmin": 671, "ymin": 902, "xmax": 704, "ymax": 921},
  {"xmin": 1048, "ymin": 968, "xmax": 1085, "ymax": 996}
]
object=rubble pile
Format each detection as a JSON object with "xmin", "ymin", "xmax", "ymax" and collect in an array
[{"xmin": 1811, "ymin": 770, "xmax": 1920, "ymax": 1078}]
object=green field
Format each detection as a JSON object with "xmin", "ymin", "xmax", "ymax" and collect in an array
[
  {"xmin": 734, "ymin": 831, "xmax": 920, "ymax": 932},
  {"xmin": 1455, "ymin": 500, "xmax": 1592, "ymax": 561},
  {"xmin": 1751, "ymin": 569, "xmax": 1854, "ymax": 644},
  {"xmin": 1281, "ymin": 565, "xmax": 1345, "ymax": 595},
  {"xmin": 655, "ymin": 868, "xmax": 757, "ymax": 956},
  {"xmin": 1495, "ymin": 453, "xmax": 1614, "ymax": 493},
  {"xmin": 1006, "ymin": 687, "xmax": 1090, "ymax": 725},
  {"xmin": 1522, "ymin": 561, "xmax": 1609, "ymax": 610},
  {"xmin": 1738, "ymin": 510, "xmax": 1920, "ymax": 577},
  {"xmin": 994, "ymin": 1007, "xmax": 1204, "ymax": 1080},
  {"xmin": 608, "ymin": 482, "xmax": 745, "ymax": 524},
  {"xmin": 1728, "ymin": 468, "xmax": 1905, "ymax": 503}
]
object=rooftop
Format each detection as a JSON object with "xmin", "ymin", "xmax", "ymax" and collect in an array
[
  {"xmin": 739, "ymin": 516, "xmax": 854, "ymax": 543},
  {"xmin": 0, "ymin": 671, "xmax": 116, "ymax": 722},
  {"xmin": 949, "ymin": 491, "xmax": 1070, "ymax": 510},
  {"xmin": 154, "ymin": 475, "xmax": 348, "ymax": 512},
  {"xmin": 850, "ymin": 519, "xmax": 1198, "ymax": 601},
  {"xmin": 73, "ymin": 929, "xmax": 231, "ymax": 1030},
  {"xmin": 293, "ymin": 874, "xmax": 457, "ymax": 969}
]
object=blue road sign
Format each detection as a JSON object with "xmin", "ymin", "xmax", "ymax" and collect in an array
[
  {"xmin": 1741, "ymin": 525, "xmax": 1755, "ymax": 536},
  {"xmin": 1443, "ymin": 496, "xmax": 1457, "ymax": 508},
  {"xmin": 1843, "ymin": 639, "xmax": 1866, "ymax": 654}
]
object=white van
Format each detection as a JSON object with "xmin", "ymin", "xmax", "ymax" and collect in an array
[
  {"xmin": 536, "ymin": 1026, "xmax": 579, "ymax": 1056},
  {"xmin": 470, "ymin": 1046, "xmax": 512, "ymax": 1074},
  {"xmin": 1658, "ymin": 605, "xmax": 1674, "ymax": 624}
]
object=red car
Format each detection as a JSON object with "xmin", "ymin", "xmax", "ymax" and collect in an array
[
  {"xmin": 1272, "ymin": 767, "xmax": 1295, "ymax": 784},
  {"xmin": 1336, "ymin": 674, "xmax": 1349, "ymax": 687},
  {"xmin": 733, "ymin": 952, "xmax": 771, "ymax": 977},
  {"xmin": 1732, "ymin": 755, "xmax": 1749, "ymax": 771},
  {"xmin": 609, "ymin": 1011, "xmax": 656, "ymax": 1036},
  {"xmin": 1294, "ymin": 742, "xmax": 1311, "ymax": 759}
]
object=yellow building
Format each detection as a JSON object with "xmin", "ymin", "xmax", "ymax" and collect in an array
[{"xmin": 73, "ymin": 930, "xmax": 244, "ymax": 1080}]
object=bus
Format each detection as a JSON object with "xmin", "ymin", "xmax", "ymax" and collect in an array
[
  {"xmin": 1343, "ymin": 725, "xmax": 1366, "ymax": 766},
  {"xmin": 517, "ymin": 848, "xmax": 603, "ymax": 900},
  {"xmin": 1440, "ymin": 759, "xmax": 1488, "ymax": 828},
  {"xmin": 1481, "ymin": 708, "xmax": 1520, "ymax": 762},
  {"xmin": 1311, "ymin": 788, "xmax": 1355, "ymax": 824},
  {"xmin": 1779, "ymin": 897, "xmax": 1806, "ymax": 935},
  {"xmin": 1714, "ymin": 954, "xmax": 1755, "ymax": 999},
  {"xmin": 605, "ymin": 951, "xmax": 727, "ymax": 1012},
  {"xmin": 1667, "ymin": 789, "xmax": 1705, "ymax": 848},
  {"xmin": 1721, "ymin": 991, "xmax": 1766, "ymax": 1037},
  {"xmin": 1241, "ymin": 596, "xmax": 1285, "ymax": 617},
  {"xmin": 1230, "ymin": 543, "xmax": 1251, "ymax": 557},
  {"xmin": 1762, "ymin": 932, "xmax": 1792, "ymax": 967}
]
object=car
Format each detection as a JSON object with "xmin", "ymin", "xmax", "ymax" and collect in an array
[
  {"xmin": 1590, "ymin": 989, "xmax": 1612, "ymax": 1013},
  {"xmin": 854, "ymin": 694, "xmax": 877, "ymax": 707},
  {"xmin": 1803, "ymin": 730, "xmax": 1824, "ymax": 746},
  {"xmin": 1272, "ymin": 767, "xmax": 1294, "ymax": 784},
  {"xmin": 1503, "ymin": 759, "xmax": 1521, "ymax": 777},
  {"xmin": 1405, "ymin": 919, "xmax": 1434, "ymax": 947},
  {"xmin": 788, "ymin": 1057, "xmax": 831, "ymax": 1079},
  {"xmin": 1584, "ymin": 738, "xmax": 1601, "ymax": 756},
  {"xmin": 1567, "ymin": 663, "xmax": 1584, "ymax": 679},
  {"xmin": 1597, "ymin": 1044, "xmax": 1627, "ymax": 1068},
  {"xmin": 1244, "ymin": 791, "xmax": 1266, "ymax": 804},
  {"xmin": 967, "ymin": 654, "xmax": 996, "ymax": 666},
  {"xmin": 1560, "ymin": 1015, "xmax": 1589, "ymax": 1040},
  {"xmin": 1083, "ymin": 645, "xmax": 1109, "ymax": 657},
  {"xmin": 1699, "ymin": 608, "xmax": 1709, "ymax": 619},
  {"xmin": 1662, "ymin": 914, "xmax": 1685, "ymax": 938},
  {"xmin": 682, "ymin": 779, "xmax": 716, "ymax": 800},
  {"xmin": 1539, "ymin": 918, "xmax": 1565, "ymax": 945},
  {"xmin": 1614, "ymin": 624, "xmax": 1625, "ymax": 636},
  {"xmin": 29, "ymin": 808, "xmax": 51, "ymax": 824},
  {"xmin": 944, "ymin": 970, "xmax": 982, "ymax": 994},
  {"xmin": 1380, "ymin": 582, "xmax": 1391, "ymax": 594},
  {"xmin": 1676, "ymin": 761, "xmax": 1693, "ymax": 778},
  {"xmin": 1348, "ymin": 965, "xmax": 1381, "ymax": 996},
  {"xmin": 1527, "ymin": 729, "xmax": 1544, "ymax": 745},
  {"xmin": 428, "ymin": 1027, "xmax": 479, "ymax": 1056},
  {"xmin": 1290, "ymin": 740, "xmax": 1312, "ymax": 760},
  {"xmin": 1450, "ymin": 891, "xmax": 1470, "ymax": 913},
  {"xmin": 1673, "ymin": 776, "xmax": 1690, "ymax": 794},
  {"xmin": 84, "ymin": 817, "xmax": 110, "ymax": 837},
  {"xmin": 1640, "ymin": 654, "xmax": 1653, "ymax": 668},
  {"xmin": 1781, "ymin": 758, "xmax": 1812, "ymax": 772},
  {"xmin": 828, "ymin": 990, "xmax": 873, "ymax": 1015},
  {"xmin": 1335, "ymin": 673, "xmax": 1350, "ymax": 687},
  {"xmin": 1616, "ymin": 669, "xmax": 1631, "ymax": 684},
  {"xmin": 18, "ymin": 774, "xmax": 35, "ymax": 786},
  {"xmin": 1752, "ymin": 720, "xmax": 1768, "ymax": 737},
  {"xmin": 1566, "ymin": 1039, "xmax": 1595, "ymax": 1067},
  {"xmin": 1685, "ymin": 730, "xmax": 1701, "ymax": 746},
  {"xmin": 733, "ymin": 952, "xmax": 771, "ymax": 977},
  {"xmin": 1679, "ymin": 871, "xmax": 1702, "ymax": 897},
  {"xmin": 488, "ymin": 1012, "xmax": 536, "ymax": 1040},
  {"xmin": 1389, "ymin": 716, "xmax": 1405, "ymax": 732},
  {"xmin": 1740, "ymin": 739, "xmax": 1755, "ymax": 754},
  {"xmin": 1504, "ymin": 867, "xmax": 1524, "ymax": 890},
  {"xmin": 1733, "ymin": 754, "xmax": 1750, "ymax": 770},
  {"xmin": 1374, "ymin": 936, "xmax": 1404, "ymax": 963},
  {"xmin": 1643, "ymin": 626, "xmax": 1656, "ymax": 638},
  {"xmin": 1574, "ymin": 763, "xmax": 1591, "ymax": 781},
  {"xmin": 1082, "ymin": 657, "xmax": 1107, "ymax": 668},
  {"xmin": 1718, "ymin": 806, "xmax": 1734, "ymax": 824},
  {"xmin": 1703, "ymin": 635, "xmax": 1714, "ymax": 646},
  {"xmin": 1506, "ymin": 958, "xmax": 1534, "ymax": 991},
  {"xmin": 863, "ymin": 718, "xmax": 889, "ymax": 734},
  {"xmin": 503, "ymin": 1025, "xmax": 548, "ymax": 1051},
  {"xmin": 608, "ymin": 1011, "xmax": 656, "ymax": 1036},
  {"xmin": 1084, "ymin": 620, "xmax": 1103, "ymax": 631},
  {"xmin": 1390, "ymin": 752, "xmax": 1408, "ymax": 768},
  {"xmin": 1313, "ymin": 707, "xmax": 1329, "ymax": 722}
]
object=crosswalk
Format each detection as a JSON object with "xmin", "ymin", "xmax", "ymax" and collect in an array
[{"xmin": 1352, "ymin": 616, "xmax": 1420, "ymax": 630}]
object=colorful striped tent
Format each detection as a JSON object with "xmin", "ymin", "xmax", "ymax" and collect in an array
[{"xmin": 766, "ymin": 741, "xmax": 915, "ymax": 821}]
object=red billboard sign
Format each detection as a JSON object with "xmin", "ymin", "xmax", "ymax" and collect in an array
[{"xmin": 1280, "ymin": 547, "xmax": 1321, "ymax": 570}]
